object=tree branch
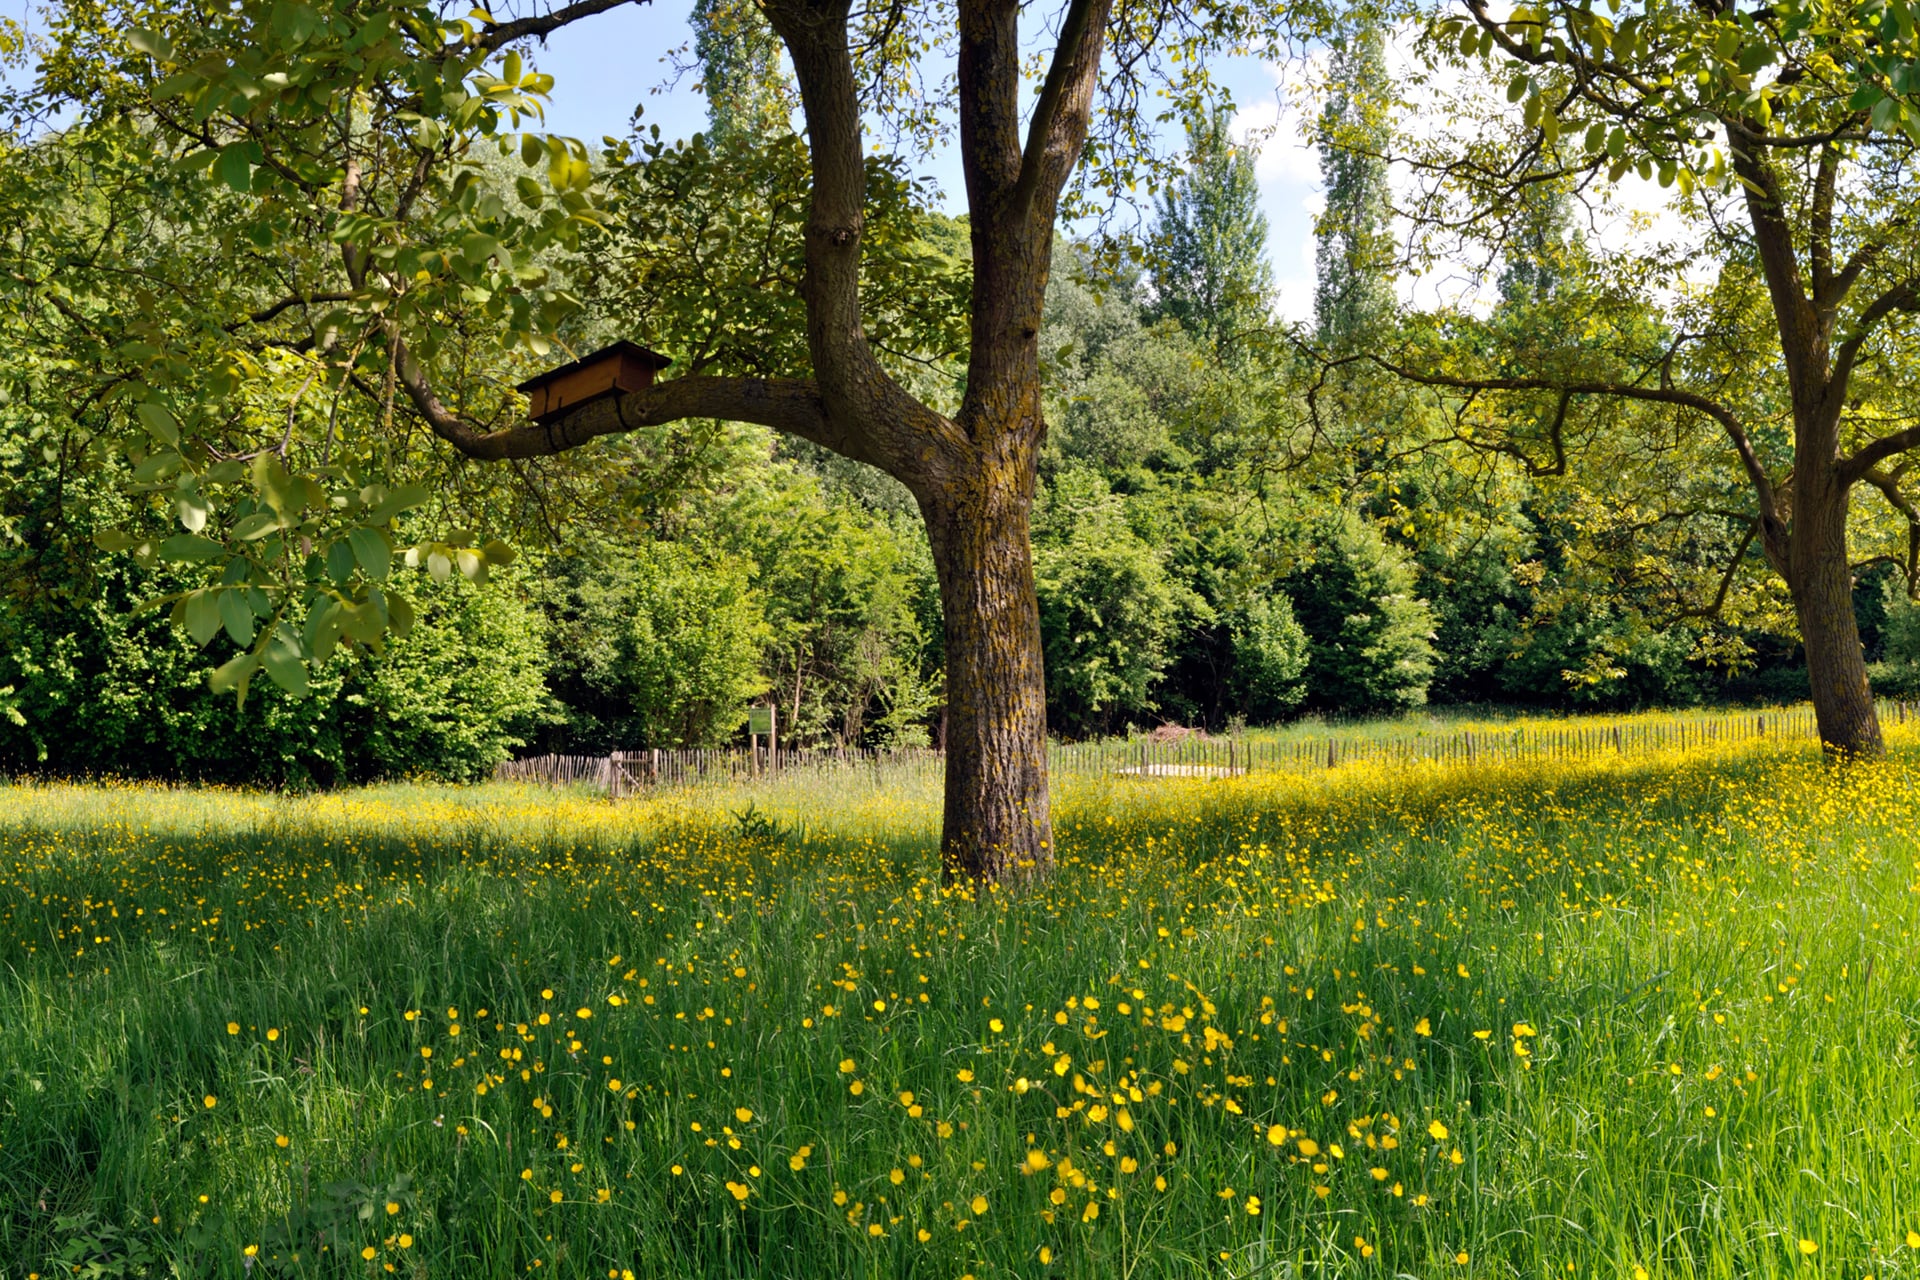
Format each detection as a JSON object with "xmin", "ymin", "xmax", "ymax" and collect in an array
[
  {"xmin": 228, "ymin": 290, "xmax": 358, "ymax": 333},
  {"xmin": 762, "ymin": 0, "xmax": 962, "ymax": 479},
  {"xmin": 1860, "ymin": 466, "xmax": 1920, "ymax": 590},
  {"xmin": 1830, "ymin": 276, "xmax": 1920, "ymax": 428},
  {"xmin": 471, "ymin": 0, "xmax": 648, "ymax": 51},
  {"xmin": 1008, "ymin": 0, "xmax": 1106, "ymax": 227},
  {"xmin": 1808, "ymin": 141, "xmax": 1840, "ymax": 303},
  {"xmin": 1669, "ymin": 518, "xmax": 1759, "ymax": 623},
  {"xmin": 1354, "ymin": 347, "xmax": 1786, "ymax": 560},
  {"xmin": 393, "ymin": 358, "xmax": 837, "ymax": 463}
]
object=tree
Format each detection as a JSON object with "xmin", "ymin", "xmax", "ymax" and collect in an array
[
  {"xmin": 1373, "ymin": 0, "xmax": 1920, "ymax": 756},
  {"xmin": 1151, "ymin": 105, "xmax": 1275, "ymax": 360},
  {"xmin": 14, "ymin": 0, "xmax": 1290, "ymax": 880},
  {"xmin": 1313, "ymin": 14, "xmax": 1396, "ymax": 345},
  {"xmin": 1226, "ymin": 592, "xmax": 1310, "ymax": 719},
  {"xmin": 539, "ymin": 537, "xmax": 770, "ymax": 750},
  {"xmin": 690, "ymin": 0, "xmax": 793, "ymax": 143},
  {"xmin": 1283, "ymin": 507, "xmax": 1435, "ymax": 712},
  {"xmin": 1033, "ymin": 468, "xmax": 1194, "ymax": 735},
  {"xmin": 1496, "ymin": 176, "xmax": 1578, "ymax": 306}
]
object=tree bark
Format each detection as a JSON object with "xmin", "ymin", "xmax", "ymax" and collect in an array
[
  {"xmin": 922, "ymin": 436, "xmax": 1054, "ymax": 883},
  {"xmin": 1792, "ymin": 466, "xmax": 1884, "ymax": 757}
]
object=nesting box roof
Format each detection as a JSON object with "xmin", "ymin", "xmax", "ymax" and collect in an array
[{"xmin": 515, "ymin": 341, "xmax": 671, "ymax": 394}]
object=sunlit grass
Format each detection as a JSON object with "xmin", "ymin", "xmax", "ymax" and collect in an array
[{"xmin": 4, "ymin": 722, "xmax": 1920, "ymax": 1277}]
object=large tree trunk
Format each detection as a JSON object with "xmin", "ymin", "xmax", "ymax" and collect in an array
[
  {"xmin": 1727, "ymin": 131, "xmax": 1886, "ymax": 760},
  {"xmin": 1792, "ymin": 466, "xmax": 1884, "ymax": 757},
  {"xmin": 922, "ymin": 445, "xmax": 1053, "ymax": 884}
]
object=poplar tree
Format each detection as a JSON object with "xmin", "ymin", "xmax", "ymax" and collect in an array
[
  {"xmin": 1313, "ymin": 16, "xmax": 1395, "ymax": 346},
  {"xmin": 690, "ymin": 0, "xmax": 793, "ymax": 143},
  {"xmin": 1150, "ymin": 104, "xmax": 1273, "ymax": 361},
  {"xmin": 1497, "ymin": 179, "xmax": 1579, "ymax": 306}
]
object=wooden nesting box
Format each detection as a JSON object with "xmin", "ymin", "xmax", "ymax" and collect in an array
[{"xmin": 517, "ymin": 341, "xmax": 671, "ymax": 423}]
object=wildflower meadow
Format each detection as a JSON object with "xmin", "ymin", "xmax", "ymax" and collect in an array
[{"xmin": 4, "ymin": 721, "xmax": 1920, "ymax": 1277}]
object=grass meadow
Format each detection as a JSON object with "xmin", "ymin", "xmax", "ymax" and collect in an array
[{"xmin": 3, "ymin": 724, "xmax": 1920, "ymax": 1278}]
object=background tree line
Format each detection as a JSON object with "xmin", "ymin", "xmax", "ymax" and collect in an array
[{"xmin": 4, "ymin": 0, "xmax": 1918, "ymax": 785}]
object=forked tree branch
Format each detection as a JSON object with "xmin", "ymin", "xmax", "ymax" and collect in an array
[
  {"xmin": 1830, "ymin": 277, "xmax": 1920, "ymax": 440},
  {"xmin": 1009, "ymin": 0, "xmax": 1107, "ymax": 227}
]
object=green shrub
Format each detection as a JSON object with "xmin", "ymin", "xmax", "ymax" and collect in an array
[
  {"xmin": 0, "ymin": 558, "xmax": 549, "ymax": 785},
  {"xmin": 1226, "ymin": 592, "xmax": 1310, "ymax": 720},
  {"xmin": 1283, "ymin": 508, "xmax": 1435, "ymax": 714},
  {"xmin": 1034, "ymin": 471, "xmax": 1193, "ymax": 735},
  {"xmin": 537, "ymin": 538, "xmax": 771, "ymax": 750}
]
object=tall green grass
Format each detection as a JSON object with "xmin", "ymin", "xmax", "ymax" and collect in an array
[{"xmin": 2, "ymin": 737, "xmax": 1918, "ymax": 1278}]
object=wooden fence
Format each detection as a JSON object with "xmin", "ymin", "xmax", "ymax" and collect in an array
[{"xmin": 495, "ymin": 702, "xmax": 1917, "ymax": 796}]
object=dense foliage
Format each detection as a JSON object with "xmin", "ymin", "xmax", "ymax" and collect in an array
[{"xmin": 5, "ymin": 0, "xmax": 1918, "ymax": 786}]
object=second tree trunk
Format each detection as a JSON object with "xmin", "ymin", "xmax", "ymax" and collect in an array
[{"xmin": 1792, "ymin": 471, "xmax": 1883, "ymax": 758}]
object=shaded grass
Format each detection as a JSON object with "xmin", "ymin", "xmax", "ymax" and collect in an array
[{"xmin": 2, "ymin": 738, "xmax": 1919, "ymax": 1277}]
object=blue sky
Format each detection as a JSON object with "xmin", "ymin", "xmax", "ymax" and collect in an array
[{"xmin": 1, "ymin": 0, "xmax": 1330, "ymax": 318}]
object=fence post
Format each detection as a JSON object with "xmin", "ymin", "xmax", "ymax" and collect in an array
[{"xmin": 1327, "ymin": 737, "xmax": 1337, "ymax": 770}]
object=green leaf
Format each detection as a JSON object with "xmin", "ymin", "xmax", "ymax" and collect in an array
[
  {"xmin": 262, "ymin": 643, "xmax": 310, "ymax": 696},
  {"xmin": 132, "ymin": 452, "xmax": 183, "ymax": 484},
  {"xmin": 218, "ymin": 590, "xmax": 256, "ymax": 646},
  {"xmin": 135, "ymin": 402, "xmax": 181, "ymax": 446},
  {"xmin": 184, "ymin": 591, "xmax": 222, "ymax": 647},
  {"xmin": 388, "ymin": 591, "xmax": 416, "ymax": 638},
  {"xmin": 1507, "ymin": 74, "xmax": 1530, "ymax": 103},
  {"xmin": 326, "ymin": 538, "xmax": 357, "ymax": 585},
  {"xmin": 159, "ymin": 534, "xmax": 224, "ymax": 564},
  {"xmin": 348, "ymin": 527, "xmax": 392, "ymax": 580},
  {"xmin": 250, "ymin": 453, "xmax": 303, "ymax": 518},
  {"xmin": 126, "ymin": 26, "xmax": 173, "ymax": 60},
  {"xmin": 341, "ymin": 601, "xmax": 385, "ymax": 644},
  {"xmin": 215, "ymin": 142, "xmax": 253, "ymax": 194},
  {"xmin": 480, "ymin": 537, "xmax": 516, "ymax": 566},
  {"xmin": 94, "ymin": 529, "xmax": 136, "ymax": 553},
  {"xmin": 426, "ymin": 550, "xmax": 452, "ymax": 583},
  {"xmin": 304, "ymin": 597, "xmax": 344, "ymax": 664},
  {"xmin": 209, "ymin": 653, "xmax": 260, "ymax": 704},
  {"xmin": 367, "ymin": 483, "xmax": 431, "ymax": 525},
  {"xmin": 269, "ymin": 0, "xmax": 319, "ymax": 43},
  {"xmin": 232, "ymin": 511, "xmax": 283, "ymax": 541},
  {"xmin": 460, "ymin": 231, "xmax": 502, "ymax": 265}
]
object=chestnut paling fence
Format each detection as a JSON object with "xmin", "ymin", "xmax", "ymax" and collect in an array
[{"xmin": 492, "ymin": 702, "xmax": 1919, "ymax": 796}]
